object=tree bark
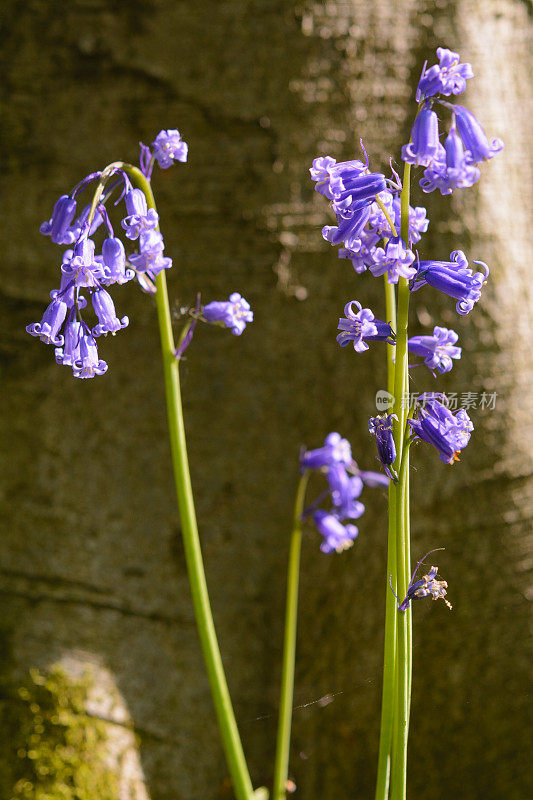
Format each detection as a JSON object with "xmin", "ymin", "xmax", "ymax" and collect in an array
[{"xmin": 1, "ymin": 1, "xmax": 531, "ymax": 798}]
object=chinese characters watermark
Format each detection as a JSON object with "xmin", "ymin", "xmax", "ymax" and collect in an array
[{"xmin": 375, "ymin": 390, "xmax": 498, "ymax": 412}]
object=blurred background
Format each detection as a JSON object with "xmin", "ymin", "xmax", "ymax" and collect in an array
[{"xmin": 1, "ymin": 1, "xmax": 531, "ymax": 798}]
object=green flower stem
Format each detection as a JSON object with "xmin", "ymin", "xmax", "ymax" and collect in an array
[
  {"xmin": 391, "ymin": 444, "xmax": 411, "ymax": 800},
  {"xmin": 390, "ymin": 164, "xmax": 412, "ymax": 800},
  {"xmin": 272, "ymin": 472, "xmax": 310, "ymax": 800},
  {"xmin": 405, "ymin": 462, "xmax": 412, "ymax": 703},
  {"xmin": 374, "ymin": 274, "xmax": 398, "ymax": 800},
  {"xmin": 374, "ymin": 479, "xmax": 398, "ymax": 800},
  {"xmin": 374, "ymin": 196, "xmax": 398, "ymax": 241},
  {"xmin": 122, "ymin": 164, "xmax": 254, "ymax": 800}
]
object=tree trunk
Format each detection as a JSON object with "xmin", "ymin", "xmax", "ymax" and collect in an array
[{"xmin": 1, "ymin": 1, "xmax": 531, "ymax": 798}]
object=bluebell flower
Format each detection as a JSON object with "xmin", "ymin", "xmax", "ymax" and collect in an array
[
  {"xmin": 416, "ymin": 48, "xmax": 474, "ymax": 102},
  {"xmin": 99, "ymin": 237, "xmax": 134, "ymax": 286},
  {"xmin": 336, "ymin": 300, "xmax": 395, "ymax": 352},
  {"xmin": 26, "ymin": 297, "xmax": 68, "ymax": 346},
  {"xmin": 395, "ymin": 550, "xmax": 452, "ymax": 611},
  {"xmin": 369, "ymin": 414, "xmax": 397, "ymax": 482},
  {"xmin": 312, "ymin": 510, "xmax": 359, "ymax": 554},
  {"xmin": 419, "ymin": 125, "xmax": 481, "ymax": 195},
  {"xmin": 322, "ymin": 204, "xmax": 372, "ymax": 249},
  {"xmin": 408, "ymin": 395, "xmax": 473, "ymax": 464},
  {"xmin": 61, "ymin": 238, "xmax": 105, "ymax": 288},
  {"xmin": 151, "ymin": 129, "xmax": 188, "ymax": 169},
  {"xmin": 410, "ymin": 250, "xmax": 489, "ymax": 315},
  {"xmin": 202, "ymin": 293, "xmax": 253, "ymax": 336},
  {"xmin": 55, "ymin": 320, "xmax": 83, "ymax": 366},
  {"xmin": 121, "ymin": 188, "xmax": 159, "ymax": 240},
  {"xmin": 311, "ymin": 151, "xmax": 388, "ymax": 253},
  {"xmin": 310, "ymin": 155, "xmax": 371, "ymax": 200},
  {"xmin": 453, "ymin": 105, "xmax": 504, "ymax": 164},
  {"xmin": 408, "ymin": 325, "xmax": 461, "ymax": 373},
  {"xmin": 330, "ymin": 173, "xmax": 388, "ymax": 212},
  {"xmin": 309, "ymin": 156, "xmax": 340, "ymax": 198},
  {"xmin": 91, "ymin": 289, "xmax": 129, "ymax": 337},
  {"xmin": 401, "ymin": 104, "xmax": 441, "ymax": 167},
  {"xmin": 72, "ymin": 330, "xmax": 108, "ymax": 379},
  {"xmin": 39, "ymin": 195, "xmax": 79, "ymax": 245},
  {"xmin": 326, "ymin": 463, "xmax": 365, "ymax": 520},
  {"xmin": 368, "ymin": 237, "xmax": 416, "ymax": 284},
  {"xmin": 301, "ymin": 433, "xmax": 390, "ymax": 552},
  {"xmin": 129, "ymin": 231, "xmax": 172, "ymax": 276},
  {"xmin": 300, "ymin": 432, "xmax": 353, "ymax": 471}
]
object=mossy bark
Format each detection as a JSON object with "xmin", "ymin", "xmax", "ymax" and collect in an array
[{"xmin": 0, "ymin": 666, "xmax": 119, "ymax": 799}]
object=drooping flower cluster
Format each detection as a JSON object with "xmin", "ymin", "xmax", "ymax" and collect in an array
[
  {"xmin": 300, "ymin": 433, "xmax": 388, "ymax": 553},
  {"xmin": 310, "ymin": 150, "xmax": 425, "ymax": 285},
  {"xmin": 27, "ymin": 132, "xmax": 183, "ymax": 378},
  {"xmin": 306, "ymin": 47, "xmax": 499, "ymax": 581},
  {"xmin": 404, "ymin": 49, "xmax": 503, "ymax": 196},
  {"xmin": 28, "ymin": 129, "xmax": 253, "ymax": 378}
]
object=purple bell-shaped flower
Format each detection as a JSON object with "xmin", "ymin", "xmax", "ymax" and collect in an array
[
  {"xmin": 202, "ymin": 293, "xmax": 253, "ymax": 336},
  {"xmin": 402, "ymin": 104, "xmax": 441, "ymax": 167},
  {"xmin": 129, "ymin": 230, "xmax": 172, "ymax": 276},
  {"xmin": 99, "ymin": 237, "xmax": 134, "ymax": 286},
  {"xmin": 61, "ymin": 238, "xmax": 104, "ymax": 288},
  {"xmin": 416, "ymin": 48, "xmax": 474, "ymax": 102},
  {"xmin": 91, "ymin": 289, "xmax": 129, "ymax": 337},
  {"xmin": 453, "ymin": 105, "xmax": 504, "ymax": 164},
  {"xmin": 151, "ymin": 129, "xmax": 188, "ymax": 168},
  {"xmin": 121, "ymin": 188, "xmax": 159, "ymax": 240},
  {"xmin": 368, "ymin": 237, "xmax": 417, "ymax": 284},
  {"xmin": 72, "ymin": 330, "xmax": 108, "ymax": 379},
  {"xmin": 310, "ymin": 155, "xmax": 368, "ymax": 200},
  {"xmin": 313, "ymin": 510, "xmax": 359, "ymax": 554},
  {"xmin": 40, "ymin": 195, "xmax": 78, "ymax": 245},
  {"xmin": 336, "ymin": 300, "xmax": 395, "ymax": 352},
  {"xmin": 300, "ymin": 432, "xmax": 353, "ymax": 471},
  {"xmin": 395, "ymin": 550, "xmax": 452, "ymax": 611},
  {"xmin": 408, "ymin": 395, "xmax": 473, "ymax": 464},
  {"xmin": 322, "ymin": 204, "xmax": 372, "ymax": 250},
  {"xmin": 369, "ymin": 414, "xmax": 398, "ymax": 482},
  {"xmin": 408, "ymin": 326, "xmax": 461, "ymax": 374},
  {"xmin": 55, "ymin": 320, "xmax": 83, "ymax": 366},
  {"xmin": 420, "ymin": 125, "xmax": 481, "ymax": 195},
  {"xmin": 26, "ymin": 298, "xmax": 68, "ymax": 346},
  {"xmin": 410, "ymin": 250, "xmax": 489, "ymax": 315},
  {"xmin": 326, "ymin": 463, "xmax": 365, "ymax": 520}
]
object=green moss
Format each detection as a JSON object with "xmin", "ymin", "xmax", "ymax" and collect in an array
[{"xmin": 0, "ymin": 666, "xmax": 119, "ymax": 800}]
